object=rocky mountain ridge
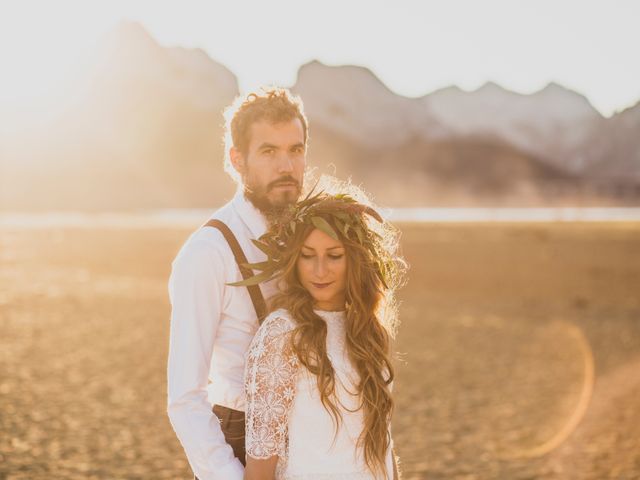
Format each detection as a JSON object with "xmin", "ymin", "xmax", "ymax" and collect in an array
[{"xmin": 1, "ymin": 21, "xmax": 638, "ymax": 210}]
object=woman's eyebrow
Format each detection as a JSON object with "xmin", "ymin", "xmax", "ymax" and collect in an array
[{"xmin": 302, "ymin": 245, "xmax": 344, "ymax": 250}]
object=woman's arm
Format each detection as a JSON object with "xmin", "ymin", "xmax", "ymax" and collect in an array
[
  {"xmin": 244, "ymin": 456, "xmax": 279, "ymax": 480},
  {"xmin": 244, "ymin": 314, "xmax": 298, "ymax": 480}
]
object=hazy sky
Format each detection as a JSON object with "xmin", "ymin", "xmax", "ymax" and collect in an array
[{"xmin": 1, "ymin": 0, "xmax": 638, "ymax": 116}]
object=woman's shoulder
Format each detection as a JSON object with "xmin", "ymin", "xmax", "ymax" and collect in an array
[
  {"xmin": 260, "ymin": 308, "xmax": 297, "ymax": 334},
  {"xmin": 248, "ymin": 309, "xmax": 297, "ymax": 356}
]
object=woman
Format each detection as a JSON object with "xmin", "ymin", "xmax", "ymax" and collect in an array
[{"xmin": 240, "ymin": 186, "xmax": 405, "ymax": 479}]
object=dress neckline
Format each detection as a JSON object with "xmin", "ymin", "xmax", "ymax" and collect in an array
[{"xmin": 313, "ymin": 309, "xmax": 346, "ymax": 321}]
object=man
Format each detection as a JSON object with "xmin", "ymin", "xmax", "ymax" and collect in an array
[{"xmin": 167, "ymin": 88, "xmax": 308, "ymax": 480}]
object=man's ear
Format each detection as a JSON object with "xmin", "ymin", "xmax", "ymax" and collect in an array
[{"xmin": 229, "ymin": 147, "xmax": 245, "ymax": 175}]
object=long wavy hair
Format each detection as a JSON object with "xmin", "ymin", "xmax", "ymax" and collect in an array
[{"xmin": 268, "ymin": 183, "xmax": 406, "ymax": 477}]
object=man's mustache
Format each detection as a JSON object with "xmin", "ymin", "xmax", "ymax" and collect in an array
[{"xmin": 267, "ymin": 176, "xmax": 300, "ymax": 191}]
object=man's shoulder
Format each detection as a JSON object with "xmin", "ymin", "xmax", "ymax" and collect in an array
[
  {"xmin": 177, "ymin": 200, "xmax": 240, "ymax": 255},
  {"xmin": 176, "ymin": 226, "xmax": 226, "ymax": 260},
  {"xmin": 208, "ymin": 199, "xmax": 237, "ymax": 224},
  {"xmin": 196, "ymin": 197, "xmax": 257, "ymax": 243}
]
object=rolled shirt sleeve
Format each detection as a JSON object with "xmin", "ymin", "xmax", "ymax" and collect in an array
[{"xmin": 167, "ymin": 238, "xmax": 244, "ymax": 480}]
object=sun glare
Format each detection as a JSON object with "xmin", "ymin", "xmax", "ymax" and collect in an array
[
  {"xmin": 0, "ymin": 0, "xmax": 638, "ymax": 120},
  {"xmin": 0, "ymin": 4, "xmax": 115, "ymax": 125}
]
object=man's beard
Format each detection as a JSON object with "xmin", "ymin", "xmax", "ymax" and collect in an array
[{"xmin": 244, "ymin": 175, "xmax": 301, "ymax": 221}]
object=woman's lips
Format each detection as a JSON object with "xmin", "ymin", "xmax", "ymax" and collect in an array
[{"xmin": 311, "ymin": 282, "xmax": 333, "ymax": 289}]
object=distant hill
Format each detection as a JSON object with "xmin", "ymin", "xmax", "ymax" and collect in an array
[
  {"xmin": 294, "ymin": 60, "xmax": 638, "ymax": 181},
  {"xmin": 1, "ymin": 21, "xmax": 638, "ymax": 211}
]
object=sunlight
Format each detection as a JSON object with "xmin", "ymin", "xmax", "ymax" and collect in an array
[
  {"xmin": 1, "ymin": 0, "xmax": 639, "ymax": 118},
  {"xmin": 0, "ymin": 3, "xmax": 112, "ymax": 124}
]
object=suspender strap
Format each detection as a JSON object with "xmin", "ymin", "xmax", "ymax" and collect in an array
[{"xmin": 203, "ymin": 219, "xmax": 267, "ymax": 324}]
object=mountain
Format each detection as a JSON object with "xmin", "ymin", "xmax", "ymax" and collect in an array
[
  {"xmin": 422, "ymin": 81, "xmax": 605, "ymax": 173},
  {"xmin": 294, "ymin": 62, "xmax": 606, "ymax": 174},
  {"xmin": 296, "ymin": 61, "xmax": 638, "ymax": 199},
  {"xmin": 1, "ymin": 22, "xmax": 638, "ymax": 211},
  {"xmin": 583, "ymin": 101, "xmax": 640, "ymax": 182},
  {"xmin": 293, "ymin": 61, "xmax": 444, "ymax": 147},
  {"xmin": 307, "ymin": 123, "xmax": 583, "ymax": 207},
  {"xmin": 90, "ymin": 21, "xmax": 238, "ymax": 111}
]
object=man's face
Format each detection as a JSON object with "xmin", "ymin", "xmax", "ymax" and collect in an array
[{"xmin": 233, "ymin": 118, "xmax": 306, "ymax": 213}]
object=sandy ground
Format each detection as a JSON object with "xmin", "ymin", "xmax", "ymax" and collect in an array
[{"xmin": 0, "ymin": 222, "xmax": 639, "ymax": 479}]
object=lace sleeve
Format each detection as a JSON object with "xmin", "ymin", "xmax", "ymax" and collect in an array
[{"xmin": 244, "ymin": 314, "xmax": 299, "ymax": 460}]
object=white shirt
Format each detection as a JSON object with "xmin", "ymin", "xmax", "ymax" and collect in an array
[
  {"xmin": 167, "ymin": 191, "xmax": 276, "ymax": 480},
  {"xmin": 245, "ymin": 309, "xmax": 395, "ymax": 480}
]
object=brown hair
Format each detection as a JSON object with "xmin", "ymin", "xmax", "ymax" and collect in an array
[
  {"xmin": 268, "ymin": 190, "xmax": 405, "ymax": 477},
  {"xmin": 223, "ymin": 87, "xmax": 309, "ymax": 183}
]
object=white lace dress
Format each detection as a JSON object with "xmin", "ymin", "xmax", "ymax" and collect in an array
[{"xmin": 244, "ymin": 308, "xmax": 395, "ymax": 480}]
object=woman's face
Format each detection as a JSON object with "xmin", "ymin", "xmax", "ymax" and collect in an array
[{"xmin": 296, "ymin": 228, "xmax": 347, "ymax": 311}]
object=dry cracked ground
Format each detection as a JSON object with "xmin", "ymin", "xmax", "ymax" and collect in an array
[{"xmin": 1, "ymin": 222, "xmax": 639, "ymax": 479}]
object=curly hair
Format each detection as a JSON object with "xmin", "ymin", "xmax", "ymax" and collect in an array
[
  {"xmin": 266, "ymin": 179, "xmax": 406, "ymax": 477},
  {"xmin": 222, "ymin": 87, "xmax": 309, "ymax": 183}
]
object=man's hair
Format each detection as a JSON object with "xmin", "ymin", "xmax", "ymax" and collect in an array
[{"xmin": 222, "ymin": 87, "xmax": 309, "ymax": 183}]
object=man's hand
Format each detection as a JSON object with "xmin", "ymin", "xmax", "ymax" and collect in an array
[{"xmin": 393, "ymin": 448, "xmax": 401, "ymax": 480}]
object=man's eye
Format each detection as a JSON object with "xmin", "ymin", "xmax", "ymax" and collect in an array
[{"xmin": 262, "ymin": 149, "xmax": 274, "ymax": 155}]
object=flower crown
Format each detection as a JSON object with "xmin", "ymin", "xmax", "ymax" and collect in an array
[{"xmin": 229, "ymin": 188, "xmax": 394, "ymax": 288}]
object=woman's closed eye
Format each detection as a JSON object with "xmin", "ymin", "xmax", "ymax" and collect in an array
[{"xmin": 299, "ymin": 253, "xmax": 344, "ymax": 260}]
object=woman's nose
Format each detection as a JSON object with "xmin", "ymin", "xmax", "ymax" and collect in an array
[{"xmin": 314, "ymin": 258, "xmax": 328, "ymax": 278}]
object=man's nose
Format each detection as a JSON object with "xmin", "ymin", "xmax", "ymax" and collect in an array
[{"xmin": 276, "ymin": 152, "xmax": 294, "ymax": 173}]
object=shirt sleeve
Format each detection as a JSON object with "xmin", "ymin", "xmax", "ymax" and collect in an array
[
  {"xmin": 244, "ymin": 314, "xmax": 299, "ymax": 460},
  {"xmin": 166, "ymin": 237, "xmax": 244, "ymax": 480}
]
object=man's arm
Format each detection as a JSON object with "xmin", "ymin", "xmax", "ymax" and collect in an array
[
  {"xmin": 392, "ymin": 447, "xmax": 401, "ymax": 480},
  {"xmin": 167, "ymin": 238, "xmax": 244, "ymax": 480}
]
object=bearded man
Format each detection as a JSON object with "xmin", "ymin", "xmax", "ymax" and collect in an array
[{"xmin": 167, "ymin": 88, "xmax": 308, "ymax": 480}]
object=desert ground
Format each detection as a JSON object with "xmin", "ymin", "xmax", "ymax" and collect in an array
[{"xmin": 1, "ymin": 221, "xmax": 639, "ymax": 479}]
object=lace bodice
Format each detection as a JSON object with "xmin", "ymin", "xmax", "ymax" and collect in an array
[{"xmin": 244, "ymin": 309, "xmax": 394, "ymax": 480}]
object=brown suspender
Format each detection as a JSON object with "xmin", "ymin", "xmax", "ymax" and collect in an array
[{"xmin": 202, "ymin": 219, "xmax": 267, "ymax": 324}]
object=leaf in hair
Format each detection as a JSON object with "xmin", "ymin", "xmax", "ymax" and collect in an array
[
  {"xmin": 251, "ymin": 238, "xmax": 274, "ymax": 256},
  {"xmin": 375, "ymin": 266, "xmax": 389, "ymax": 289},
  {"xmin": 311, "ymin": 216, "xmax": 339, "ymax": 240},
  {"xmin": 299, "ymin": 190, "xmax": 325, "ymax": 208},
  {"xmin": 364, "ymin": 206, "xmax": 383, "ymax": 223},
  {"xmin": 301, "ymin": 180, "xmax": 321, "ymax": 202},
  {"xmin": 240, "ymin": 260, "xmax": 272, "ymax": 271},
  {"xmin": 227, "ymin": 270, "xmax": 275, "ymax": 287}
]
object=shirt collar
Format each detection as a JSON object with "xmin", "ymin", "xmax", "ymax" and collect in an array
[{"xmin": 231, "ymin": 189, "xmax": 268, "ymax": 239}]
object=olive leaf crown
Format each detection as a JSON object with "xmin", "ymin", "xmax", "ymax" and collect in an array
[{"xmin": 229, "ymin": 188, "xmax": 394, "ymax": 289}]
